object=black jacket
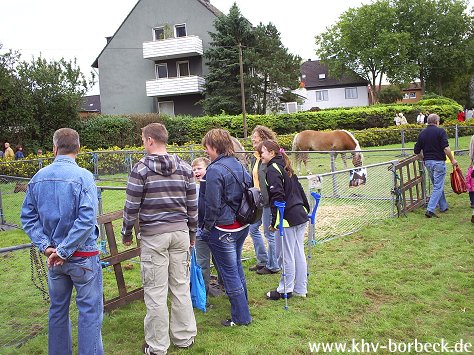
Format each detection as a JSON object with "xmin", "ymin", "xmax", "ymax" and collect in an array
[{"xmin": 265, "ymin": 155, "xmax": 310, "ymax": 228}]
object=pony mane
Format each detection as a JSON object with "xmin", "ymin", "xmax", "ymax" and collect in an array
[{"xmin": 339, "ymin": 130, "xmax": 360, "ymax": 150}]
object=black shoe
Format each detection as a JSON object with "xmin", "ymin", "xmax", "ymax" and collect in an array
[
  {"xmin": 471, "ymin": 215, "xmax": 474, "ymax": 224},
  {"xmin": 256, "ymin": 267, "xmax": 279, "ymax": 275},
  {"xmin": 266, "ymin": 290, "xmax": 293, "ymax": 300},
  {"xmin": 440, "ymin": 208, "xmax": 449, "ymax": 213},
  {"xmin": 221, "ymin": 319, "xmax": 237, "ymax": 327},
  {"xmin": 425, "ymin": 211, "xmax": 439, "ymax": 218},
  {"xmin": 142, "ymin": 343, "xmax": 157, "ymax": 355},
  {"xmin": 249, "ymin": 264, "xmax": 265, "ymax": 271}
]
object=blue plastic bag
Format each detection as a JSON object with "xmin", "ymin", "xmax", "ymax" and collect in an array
[{"xmin": 190, "ymin": 247, "xmax": 206, "ymax": 312}]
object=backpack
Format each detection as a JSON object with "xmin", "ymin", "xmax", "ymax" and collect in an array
[{"xmin": 216, "ymin": 163, "xmax": 264, "ymax": 225}]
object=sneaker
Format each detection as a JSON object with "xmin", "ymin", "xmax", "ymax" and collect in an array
[
  {"xmin": 266, "ymin": 290, "xmax": 293, "ymax": 300},
  {"xmin": 221, "ymin": 319, "xmax": 237, "ymax": 327},
  {"xmin": 471, "ymin": 215, "xmax": 474, "ymax": 223},
  {"xmin": 256, "ymin": 266, "xmax": 279, "ymax": 275},
  {"xmin": 249, "ymin": 264, "xmax": 265, "ymax": 271},
  {"xmin": 425, "ymin": 211, "xmax": 439, "ymax": 218},
  {"xmin": 142, "ymin": 343, "xmax": 157, "ymax": 355},
  {"xmin": 176, "ymin": 339, "xmax": 194, "ymax": 349},
  {"xmin": 440, "ymin": 208, "xmax": 449, "ymax": 213},
  {"xmin": 293, "ymin": 292, "xmax": 307, "ymax": 298},
  {"xmin": 208, "ymin": 283, "xmax": 225, "ymax": 297}
]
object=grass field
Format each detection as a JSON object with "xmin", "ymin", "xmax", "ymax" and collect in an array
[{"xmin": 0, "ymin": 136, "xmax": 473, "ymax": 354}]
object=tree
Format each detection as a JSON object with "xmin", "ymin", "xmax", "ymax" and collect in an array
[
  {"xmin": 377, "ymin": 85, "xmax": 403, "ymax": 103},
  {"xmin": 0, "ymin": 52, "xmax": 92, "ymax": 148},
  {"xmin": 247, "ymin": 23, "xmax": 301, "ymax": 114},
  {"xmin": 203, "ymin": 4, "xmax": 302, "ymax": 117},
  {"xmin": 316, "ymin": 0, "xmax": 417, "ymax": 102},
  {"xmin": 394, "ymin": 0, "xmax": 473, "ymax": 94},
  {"xmin": 0, "ymin": 51, "xmax": 35, "ymax": 145},
  {"xmin": 202, "ymin": 3, "xmax": 255, "ymax": 116}
]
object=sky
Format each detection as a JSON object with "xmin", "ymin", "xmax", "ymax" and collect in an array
[{"xmin": 0, "ymin": 0, "xmax": 472, "ymax": 95}]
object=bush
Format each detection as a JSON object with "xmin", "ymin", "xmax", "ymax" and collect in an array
[
  {"xmin": 78, "ymin": 116, "xmax": 136, "ymax": 149},
  {"xmin": 377, "ymin": 86, "xmax": 403, "ymax": 104}
]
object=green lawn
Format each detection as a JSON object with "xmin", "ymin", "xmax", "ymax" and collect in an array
[{"xmin": 0, "ymin": 136, "xmax": 473, "ymax": 354}]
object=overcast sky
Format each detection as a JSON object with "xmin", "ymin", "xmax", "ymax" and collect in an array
[{"xmin": 0, "ymin": 0, "xmax": 472, "ymax": 95}]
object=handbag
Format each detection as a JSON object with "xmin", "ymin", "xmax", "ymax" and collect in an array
[
  {"xmin": 450, "ymin": 165, "xmax": 467, "ymax": 194},
  {"xmin": 190, "ymin": 247, "xmax": 206, "ymax": 312}
]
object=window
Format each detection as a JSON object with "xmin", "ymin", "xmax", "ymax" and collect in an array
[
  {"xmin": 345, "ymin": 87, "xmax": 358, "ymax": 99},
  {"xmin": 177, "ymin": 61, "xmax": 190, "ymax": 77},
  {"xmin": 403, "ymin": 92, "xmax": 416, "ymax": 99},
  {"xmin": 158, "ymin": 101, "xmax": 175, "ymax": 116},
  {"xmin": 315, "ymin": 90, "xmax": 328, "ymax": 101},
  {"xmin": 318, "ymin": 73, "xmax": 326, "ymax": 80},
  {"xmin": 175, "ymin": 24, "xmax": 187, "ymax": 38},
  {"xmin": 155, "ymin": 63, "xmax": 168, "ymax": 79},
  {"xmin": 153, "ymin": 27, "xmax": 164, "ymax": 40}
]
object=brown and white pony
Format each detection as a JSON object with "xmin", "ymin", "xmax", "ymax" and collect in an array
[{"xmin": 292, "ymin": 130, "xmax": 363, "ymax": 174}]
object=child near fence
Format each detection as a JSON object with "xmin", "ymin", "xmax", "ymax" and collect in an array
[
  {"xmin": 466, "ymin": 135, "xmax": 474, "ymax": 223},
  {"xmin": 257, "ymin": 140, "xmax": 310, "ymax": 300}
]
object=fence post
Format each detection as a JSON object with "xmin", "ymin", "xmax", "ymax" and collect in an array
[
  {"xmin": 0, "ymin": 188, "xmax": 4, "ymax": 225},
  {"xmin": 401, "ymin": 129, "xmax": 407, "ymax": 156},
  {"xmin": 97, "ymin": 187, "xmax": 106, "ymax": 243},
  {"xmin": 455, "ymin": 124, "xmax": 459, "ymax": 151},
  {"xmin": 330, "ymin": 152, "xmax": 339, "ymax": 197}
]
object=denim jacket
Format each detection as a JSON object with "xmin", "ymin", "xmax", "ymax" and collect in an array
[
  {"xmin": 198, "ymin": 155, "xmax": 251, "ymax": 231},
  {"xmin": 21, "ymin": 155, "xmax": 99, "ymax": 260}
]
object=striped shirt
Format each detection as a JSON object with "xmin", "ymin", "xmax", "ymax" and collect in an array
[{"xmin": 122, "ymin": 153, "xmax": 197, "ymax": 241}]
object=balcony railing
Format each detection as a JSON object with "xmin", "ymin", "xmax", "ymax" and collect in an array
[
  {"xmin": 146, "ymin": 76, "xmax": 205, "ymax": 97},
  {"xmin": 143, "ymin": 36, "xmax": 203, "ymax": 60}
]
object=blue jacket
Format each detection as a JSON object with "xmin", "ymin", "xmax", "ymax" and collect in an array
[
  {"xmin": 21, "ymin": 155, "xmax": 99, "ymax": 259},
  {"xmin": 198, "ymin": 155, "xmax": 251, "ymax": 231}
]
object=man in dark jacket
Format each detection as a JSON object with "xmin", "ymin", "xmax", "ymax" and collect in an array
[{"xmin": 414, "ymin": 114, "xmax": 457, "ymax": 218}]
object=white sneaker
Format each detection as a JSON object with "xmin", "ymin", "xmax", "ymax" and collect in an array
[{"xmin": 293, "ymin": 292, "xmax": 307, "ymax": 298}]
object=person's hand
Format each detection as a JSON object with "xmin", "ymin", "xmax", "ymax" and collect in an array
[
  {"xmin": 452, "ymin": 159, "xmax": 458, "ymax": 166},
  {"xmin": 269, "ymin": 225, "xmax": 277, "ymax": 232},
  {"xmin": 47, "ymin": 252, "xmax": 65, "ymax": 267},
  {"xmin": 44, "ymin": 247, "xmax": 55, "ymax": 258},
  {"xmin": 190, "ymin": 237, "xmax": 196, "ymax": 247}
]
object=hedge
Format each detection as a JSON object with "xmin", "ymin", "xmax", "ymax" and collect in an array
[{"xmin": 72, "ymin": 101, "xmax": 461, "ymax": 148}]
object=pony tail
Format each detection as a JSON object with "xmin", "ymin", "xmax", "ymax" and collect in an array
[{"xmin": 282, "ymin": 151, "xmax": 295, "ymax": 177}]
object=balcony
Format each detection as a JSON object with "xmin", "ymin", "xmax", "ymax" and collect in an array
[
  {"xmin": 143, "ymin": 36, "xmax": 203, "ymax": 61},
  {"xmin": 146, "ymin": 76, "xmax": 205, "ymax": 97}
]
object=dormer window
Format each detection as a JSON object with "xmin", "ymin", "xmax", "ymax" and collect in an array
[
  {"xmin": 175, "ymin": 24, "xmax": 187, "ymax": 38},
  {"xmin": 318, "ymin": 73, "xmax": 326, "ymax": 80}
]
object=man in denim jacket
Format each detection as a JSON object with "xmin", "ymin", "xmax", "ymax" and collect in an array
[{"xmin": 21, "ymin": 128, "xmax": 103, "ymax": 355}]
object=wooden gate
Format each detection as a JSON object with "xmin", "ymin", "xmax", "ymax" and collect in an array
[
  {"xmin": 98, "ymin": 210, "xmax": 143, "ymax": 312},
  {"xmin": 391, "ymin": 155, "xmax": 426, "ymax": 215}
]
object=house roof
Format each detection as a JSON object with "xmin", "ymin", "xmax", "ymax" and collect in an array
[
  {"xmin": 92, "ymin": 0, "xmax": 223, "ymax": 68},
  {"xmin": 300, "ymin": 60, "xmax": 368, "ymax": 89},
  {"xmin": 81, "ymin": 95, "xmax": 101, "ymax": 112}
]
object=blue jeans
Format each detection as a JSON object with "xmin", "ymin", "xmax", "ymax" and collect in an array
[
  {"xmin": 47, "ymin": 255, "xmax": 103, "ymax": 355},
  {"xmin": 425, "ymin": 160, "xmax": 448, "ymax": 213},
  {"xmin": 201, "ymin": 227, "xmax": 252, "ymax": 325},
  {"xmin": 249, "ymin": 207, "xmax": 279, "ymax": 271}
]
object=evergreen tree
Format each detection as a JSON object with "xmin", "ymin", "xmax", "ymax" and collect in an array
[{"xmin": 202, "ymin": 3, "xmax": 255, "ymax": 116}]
